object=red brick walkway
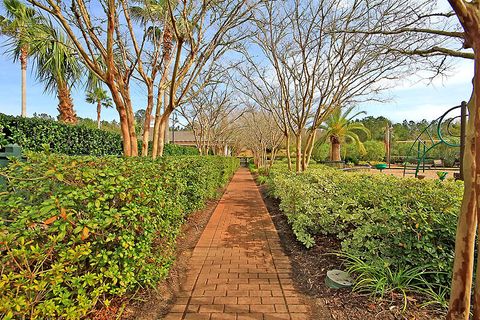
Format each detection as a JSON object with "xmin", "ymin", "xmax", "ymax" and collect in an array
[{"xmin": 164, "ymin": 168, "xmax": 310, "ymax": 320}]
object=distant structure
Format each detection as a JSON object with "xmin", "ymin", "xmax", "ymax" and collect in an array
[{"xmin": 148, "ymin": 129, "xmax": 232, "ymax": 155}]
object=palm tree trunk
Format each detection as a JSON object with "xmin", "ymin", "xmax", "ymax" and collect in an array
[
  {"xmin": 330, "ymin": 136, "xmax": 341, "ymax": 161},
  {"xmin": 20, "ymin": 47, "xmax": 27, "ymax": 117},
  {"xmin": 97, "ymin": 101, "xmax": 102, "ymax": 129},
  {"xmin": 57, "ymin": 82, "xmax": 77, "ymax": 124}
]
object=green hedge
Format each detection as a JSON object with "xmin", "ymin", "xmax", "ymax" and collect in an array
[
  {"xmin": 0, "ymin": 113, "xmax": 199, "ymax": 156},
  {"xmin": 0, "ymin": 153, "xmax": 239, "ymax": 319},
  {"xmin": 0, "ymin": 113, "xmax": 123, "ymax": 156},
  {"xmin": 162, "ymin": 143, "xmax": 199, "ymax": 156},
  {"xmin": 267, "ymin": 166, "xmax": 462, "ymax": 287}
]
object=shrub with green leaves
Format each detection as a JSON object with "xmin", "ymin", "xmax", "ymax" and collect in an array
[
  {"xmin": 0, "ymin": 113, "xmax": 199, "ymax": 157},
  {"xmin": 163, "ymin": 143, "xmax": 199, "ymax": 156},
  {"xmin": 0, "ymin": 113, "xmax": 123, "ymax": 156},
  {"xmin": 0, "ymin": 153, "xmax": 238, "ymax": 319},
  {"xmin": 360, "ymin": 140, "xmax": 385, "ymax": 162},
  {"xmin": 267, "ymin": 166, "xmax": 462, "ymax": 289}
]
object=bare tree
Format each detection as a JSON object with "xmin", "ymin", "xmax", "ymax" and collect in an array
[
  {"xmin": 245, "ymin": 0, "xmax": 439, "ymax": 172},
  {"xmin": 26, "ymin": 0, "xmax": 255, "ymax": 157},
  {"xmin": 237, "ymin": 110, "xmax": 284, "ymax": 171},
  {"xmin": 233, "ymin": 57, "xmax": 293, "ymax": 169},
  {"xmin": 341, "ymin": 0, "xmax": 472, "ymax": 62},
  {"xmin": 331, "ymin": 0, "xmax": 478, "ymax": 317},
  {"xmin": 25, "ymin": 0, "xmax": 152, "ymax": 155},
  {"xmin": 149, "ymin": 0, "xmax": 256, "ymax": 158},
  {"xmin": 178, "ymin": 71, "xmax": 246, "ymax": 155}
]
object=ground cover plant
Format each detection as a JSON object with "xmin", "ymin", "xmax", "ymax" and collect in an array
[
  {"xmin": 266, "ymin": 165, "xmax": 463, "ymax": 307},
  {"xmin": 0, "ymin": 153, "xmax": 238, "ymax": 319}
]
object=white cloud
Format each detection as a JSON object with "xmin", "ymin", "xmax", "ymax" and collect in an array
[{"xmin": 386, "ymin": 59, "xmax": 474, "ymax": 92}]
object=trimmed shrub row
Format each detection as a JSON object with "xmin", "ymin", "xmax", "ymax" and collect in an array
[
  {"xmin": 267, "ymin": 166, "xmax": 462, "ymax": 287},
  {"xmin": 0, "ymin": 113, "xmax": 199, "ymax": 156},
  {"xmin": 0, "ymin": 113, "xmax": 123, "ymax": 156},
  {"xmin": 312, "ymin": 140, "xmax": 386, "ymax": 164},
  {"xmin": 0, "ymin": 153, "xmax": 239, "ymax": 319}
]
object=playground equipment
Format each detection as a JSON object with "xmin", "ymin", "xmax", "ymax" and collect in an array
[
  {"xmin": 374, "ymin": 163, "xmax": 388, "ymax": 172},
  {"xmin": 403, "ymin": 101, "xmax": 467, "ymax": 179},
  {"xmin": 437, "ymin": 171, "xmax": 448, "ymax": 181}
]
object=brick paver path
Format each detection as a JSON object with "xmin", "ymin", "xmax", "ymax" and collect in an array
[{"xmin": 164, "ymin": 168, "xmax": 310, "ymax": 320}]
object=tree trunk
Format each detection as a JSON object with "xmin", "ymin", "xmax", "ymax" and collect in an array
[
  {"xmin": 303, "ymin": 129, "xmax": 317, "ymax": 171},
  {"xmin": 152, "ymin": 60, "xmax": 172, "ymax": 159},
  {"xmin": 118, "ymin": 108, "xmax": 131, "ymax": 155},
  {"xmin": 471, "ymin": 41, "xmax": 480, "ymax": 320},
  {"xmin": 20, "ymin": 47, "xmax": 27, "ymax": 117},
  {"xmin": 268, "ymin": 147, "xmax": 277, "ymax": 173},
  {"xmin": 156, "ymin": 39, "xmax": 183, "ymax": 157},
  {"xmin": 141, "ymin": 85, "xmax": 154, "ymax": 156},
  {"xmin": 447, "ymin": 84, "xmax": 478, "ymax": 320},
  {"xmin": 164, "ymin": 106, "xmax": 169, "ymax": 144},
  {"xmin": 152, "ymin": 88, "xmax": 165, "ymax": 159},
  {"xmin": 157, "ymin": 110, "xmax": 172, "ymax": 157},
  {"xmin": 286, "ymin": 132, "xmax": 292, "ymax": 171},
  {"xmin": 295, "ymin": 134, "xmax": 302, "ymax": 172},
  {"xmin": 446, "ymin": 4, "xmax": 480, "ymax": 313},
  {"xmin": 108, "ymin": 83, "xmax": 132, "ymax": 156},
  {"xmin": 330, "ymin": 136, "xmax": 341, "ymax": 161},
  {"xmin": 474, "ymin": 221, "xmax": 480, "ymax": 318},
  {"xmin": 97, "ymin": 101, "xmax": 101, "ymax": 129},
  {"xmin": 121, "ymin": 87, "xmax": 138, "ymax": 157},
  {"xmin": 57, "ymin": 82, "xmax": 77, "ymax": 124}
]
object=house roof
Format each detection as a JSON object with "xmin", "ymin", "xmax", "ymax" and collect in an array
[
  {"xmin": 169, "ymin": 130, "xmax": 195, "ymax": 142},
  {"xmin": 148, "ymin": 127, "xmax": 196, "ymax": 142}
]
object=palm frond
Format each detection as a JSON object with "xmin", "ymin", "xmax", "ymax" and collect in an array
[{"xmin": 30, "ymin": 21, "xmax": 82, "ymax": 94}]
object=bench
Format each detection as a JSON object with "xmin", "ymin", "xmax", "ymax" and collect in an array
[{"xmin": 433, "ymin": 159, "xmax": 444, "ymax": 167}]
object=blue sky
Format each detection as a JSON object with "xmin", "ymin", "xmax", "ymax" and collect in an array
[
  {"xmin": 0, "ymin": 49, "xmax": 474, "ymax": 124},
  {"xmin": 357, "ymin": 59, "xmax": 474, "ymax": 122}
]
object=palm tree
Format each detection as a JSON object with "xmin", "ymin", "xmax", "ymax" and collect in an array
[
  {"xmin": 320, "ymin": 106, "xmax": 371, "ymax": 161},
  {"xmin": 0, "ymin": 0, "xmax": 42, "ymax": 117},
  {"xmin": 30, "ymin": 22, "xmax": 82, "ymax": 124},
  {"xmin": 85, "ymin": 87, "xmax": 113, "ymax": 129}
]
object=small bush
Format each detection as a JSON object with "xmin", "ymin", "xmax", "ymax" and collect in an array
[
  {"xmin": 0, "ymin": 153, "xmax": 238, "ymax": 319},
  {"xmin": 361, "ymin": 140, "xmax": 385, "ymax": 162},
  {"xmin": 312, "ymin": 142, "xmax": 330, "ymax": 162}
]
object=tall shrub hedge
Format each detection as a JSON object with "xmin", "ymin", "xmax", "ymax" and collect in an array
[
  {"xmin": 267, "ymin": 166, "xmax": 462, "ymax": 287},
  {"xmin": 0, "ymin": 153, "xmax": 239, "ymax": 319},
  {"xmin": 0, "ymin": 114, "xmax": 199, "ymax": 156},
  {"xmin": 0, "ymin": 113, "xmax": 123, "ymax": 156}
]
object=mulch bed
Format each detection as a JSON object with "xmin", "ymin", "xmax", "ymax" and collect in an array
[
  {"xmin": 91, "ymin": 191, "xmax": 223, "ymax": 320},
  {"xmin": 258, "ymin": 184, "xmax": 446, "ymax": 320}
]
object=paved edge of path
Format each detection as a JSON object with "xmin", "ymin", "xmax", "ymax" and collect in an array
[{"xmin": 163, "ymin": 168, "xmax": 311, "ymax": 320}]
